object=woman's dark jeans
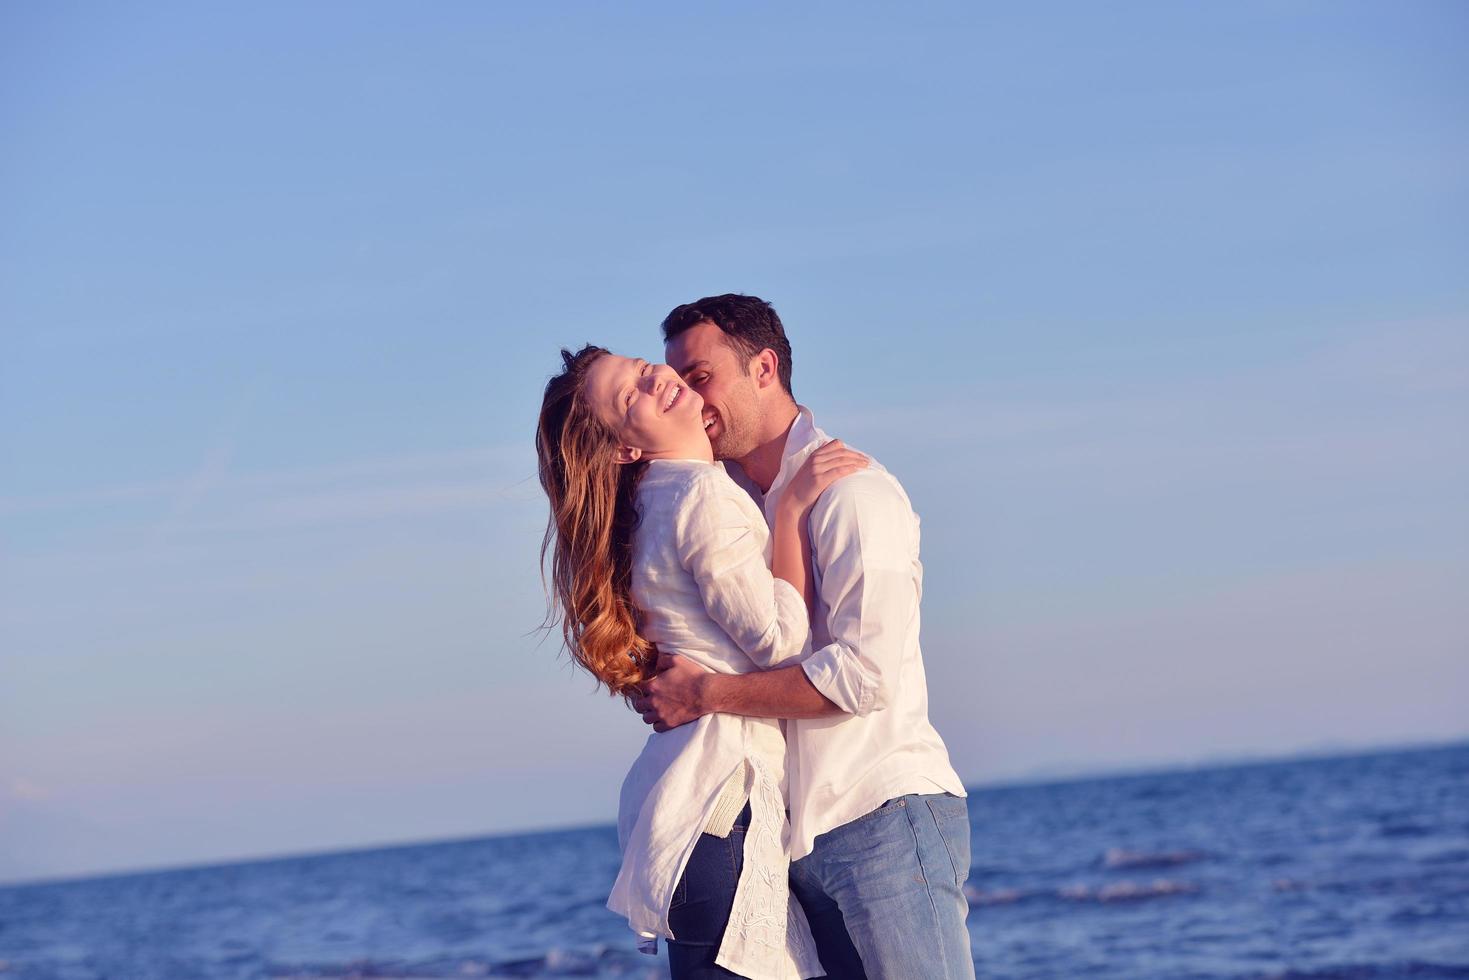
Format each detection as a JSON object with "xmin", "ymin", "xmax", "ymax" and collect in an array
[{"xmin": 666, "ymin": 803, "xmax": 751, "ymax": 980}]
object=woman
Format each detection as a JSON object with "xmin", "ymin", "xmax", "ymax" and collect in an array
[{"xmin": 536, "ymin": 345, "xmax": 864, "ymax": 979}]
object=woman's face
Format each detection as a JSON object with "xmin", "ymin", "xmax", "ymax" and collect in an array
[{"xmin": 584, "ymin": 353, "xmax": 708, "ymax": 460}]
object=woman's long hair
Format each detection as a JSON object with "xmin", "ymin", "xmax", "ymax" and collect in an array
[{"xmin": 536, "ymin": 345, "xmax": 655, "ymax": 699}]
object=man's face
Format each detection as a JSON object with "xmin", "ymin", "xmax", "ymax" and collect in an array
[{"xmin": 665, "ymin": 321, "xmax": 762, "ymax": 461}]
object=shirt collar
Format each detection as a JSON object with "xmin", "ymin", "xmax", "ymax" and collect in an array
[{"xmin": 722, "ymin": 405, "xmax": 830, "ymax": 513}]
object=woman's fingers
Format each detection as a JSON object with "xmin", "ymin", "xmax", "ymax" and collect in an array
[
  {"xmin": 822, "ymin": 465, "xmax": 866, "ymax": 486},
  {"xmin": 809, "ymin": 449, "xmax": 867, "ymax": 477},
  {"xmin": 808, "ymin": 443, "xmax": 863, "ymax": 466},
  {"xmin": 787, "ymin": 440, "xmax": 869, "ymax": 506},
  {"xmin": 810, "ymin": 459, "xmax": 867, "ymax": 491}
]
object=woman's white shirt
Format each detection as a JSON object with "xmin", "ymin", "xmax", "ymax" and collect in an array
[{"xmin": 605, "ymin": 459, "xmax": 823, "ymax": 980}]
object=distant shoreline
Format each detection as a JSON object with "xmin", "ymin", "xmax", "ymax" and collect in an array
[{"xmin": 5, "ymin": 735, "xmax": 1465, "ymax": 891}]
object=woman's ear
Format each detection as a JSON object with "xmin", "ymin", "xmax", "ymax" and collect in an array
[{"xmin": 613, "ymin": 445, "xmax": 643, "ymax": 465}]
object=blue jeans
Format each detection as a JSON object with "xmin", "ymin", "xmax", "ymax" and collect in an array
[
  {"xmin": 789, "ymin": 793, "xmax": 975, "ymax": 980},
  {"xmin": 666, "ymin": 803, "xmax": 751, "ymax": 979}
]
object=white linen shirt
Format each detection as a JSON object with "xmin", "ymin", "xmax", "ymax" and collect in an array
[
  {"xmin": 724, "ymin": 408, "xmax": 967, "ymax": 862},
  {"xmin": 605, "ymin": 459, "xmax": 823, "ymax": 980}
]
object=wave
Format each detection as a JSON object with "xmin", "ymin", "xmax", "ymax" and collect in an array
[
  {"xmin": 1253, "ymin": 961, "xmax": 1469, "ymax": 979},
  {"xmin": 1067, "ymin": 878, "xmax": 1201, "ymax": 902},
  {"xmin": 1378, "ymin": 821, "xmax": 1435, "ymax": 839},
  {"xmin": 1102, "ymin": 847, "xmax": 1209, "ymax": 869},
  {"xmin": 965, "ymin": 877, "xmax": 1200, "ymax": 906},
  {"xmin": 964, "ymin": 884, "xmax": 1033, "ymax": 906}
]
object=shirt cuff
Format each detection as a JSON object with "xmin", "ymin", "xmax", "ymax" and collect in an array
[
  {"xmin": 801, "ymin": 643, "xmax": 871, "ymax": 715},
  {"xmin": 772, "ymin": 576, "xmax": 805, "ymax": 612}
]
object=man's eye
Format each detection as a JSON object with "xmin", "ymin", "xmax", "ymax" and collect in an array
[{"xmin": 692, "ymin": 374, "xmax": 709, "ymax": 385}]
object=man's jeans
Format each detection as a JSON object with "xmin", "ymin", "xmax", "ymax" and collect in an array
[{"xmin": 789, "ymin": 793, "xmax": 975, "ymax": 980}]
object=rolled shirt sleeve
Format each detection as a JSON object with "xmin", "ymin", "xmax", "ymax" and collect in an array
[
  {"xmin": 674, "ymin": 470, "xmax": 810, "ymax": 668},
  {"xmin": 799, "ymin": 472, "xmax": 920, "ymax": 716}
]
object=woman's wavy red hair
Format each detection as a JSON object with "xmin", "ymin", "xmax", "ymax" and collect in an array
[{"xmin": 536, "ymin": 345, "xmax": 654, "ymax": 699}]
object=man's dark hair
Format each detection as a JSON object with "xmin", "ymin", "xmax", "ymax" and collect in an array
[{"xmin": 661, "ymin": 293, "xmax": 794, "ymax": 396}]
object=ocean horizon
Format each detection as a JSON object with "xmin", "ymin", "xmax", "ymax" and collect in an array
[{"xmin": 7, "ymin": 738, "xmax": 1458, "ymax": 891}]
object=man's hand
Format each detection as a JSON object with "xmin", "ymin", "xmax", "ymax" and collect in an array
[{"xmin": 630, "ymin": 653, "xmax": 710, "ymax": 732}]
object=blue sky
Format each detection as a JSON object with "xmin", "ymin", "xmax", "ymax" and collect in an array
[{"xmin": 2, "ymin": 1, "xmax": 1466, "ymax": 884}]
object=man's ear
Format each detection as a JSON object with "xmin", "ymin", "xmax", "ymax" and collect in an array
[
  {"xmin": 752, "ymin": 349, "xmax": 782, "ymax": 390},
  {"xmin": 613, "ymin": 445, "xmax": 643, "ymax": 465}
]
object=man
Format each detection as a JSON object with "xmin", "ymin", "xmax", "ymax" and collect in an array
[{"xmin": 633, "ymin": 294, "xmax": 974, "ymax": 979}]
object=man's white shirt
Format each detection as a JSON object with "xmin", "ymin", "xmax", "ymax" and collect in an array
[{"xmin": 724, "ymin": 407, "xmax": 966, "ymax": 861}]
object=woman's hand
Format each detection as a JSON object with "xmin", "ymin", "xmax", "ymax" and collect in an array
[{"xmin": 782, "ymin": 439, "xmax": 868, "ymax": 515}]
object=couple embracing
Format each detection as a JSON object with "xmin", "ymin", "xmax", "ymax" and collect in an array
[{"xmin": 536, "ymin": 294, "xmax": 973, "ymax": 979}]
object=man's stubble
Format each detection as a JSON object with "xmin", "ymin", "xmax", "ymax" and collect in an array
[{"xmin": 707, "ymin": 375, "xmax": 763, "ymax": 464}]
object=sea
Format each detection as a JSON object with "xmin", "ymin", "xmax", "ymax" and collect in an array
[{"xmin": 2, "ymin": 742, "xmax": 1466, "ymax": 980}]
